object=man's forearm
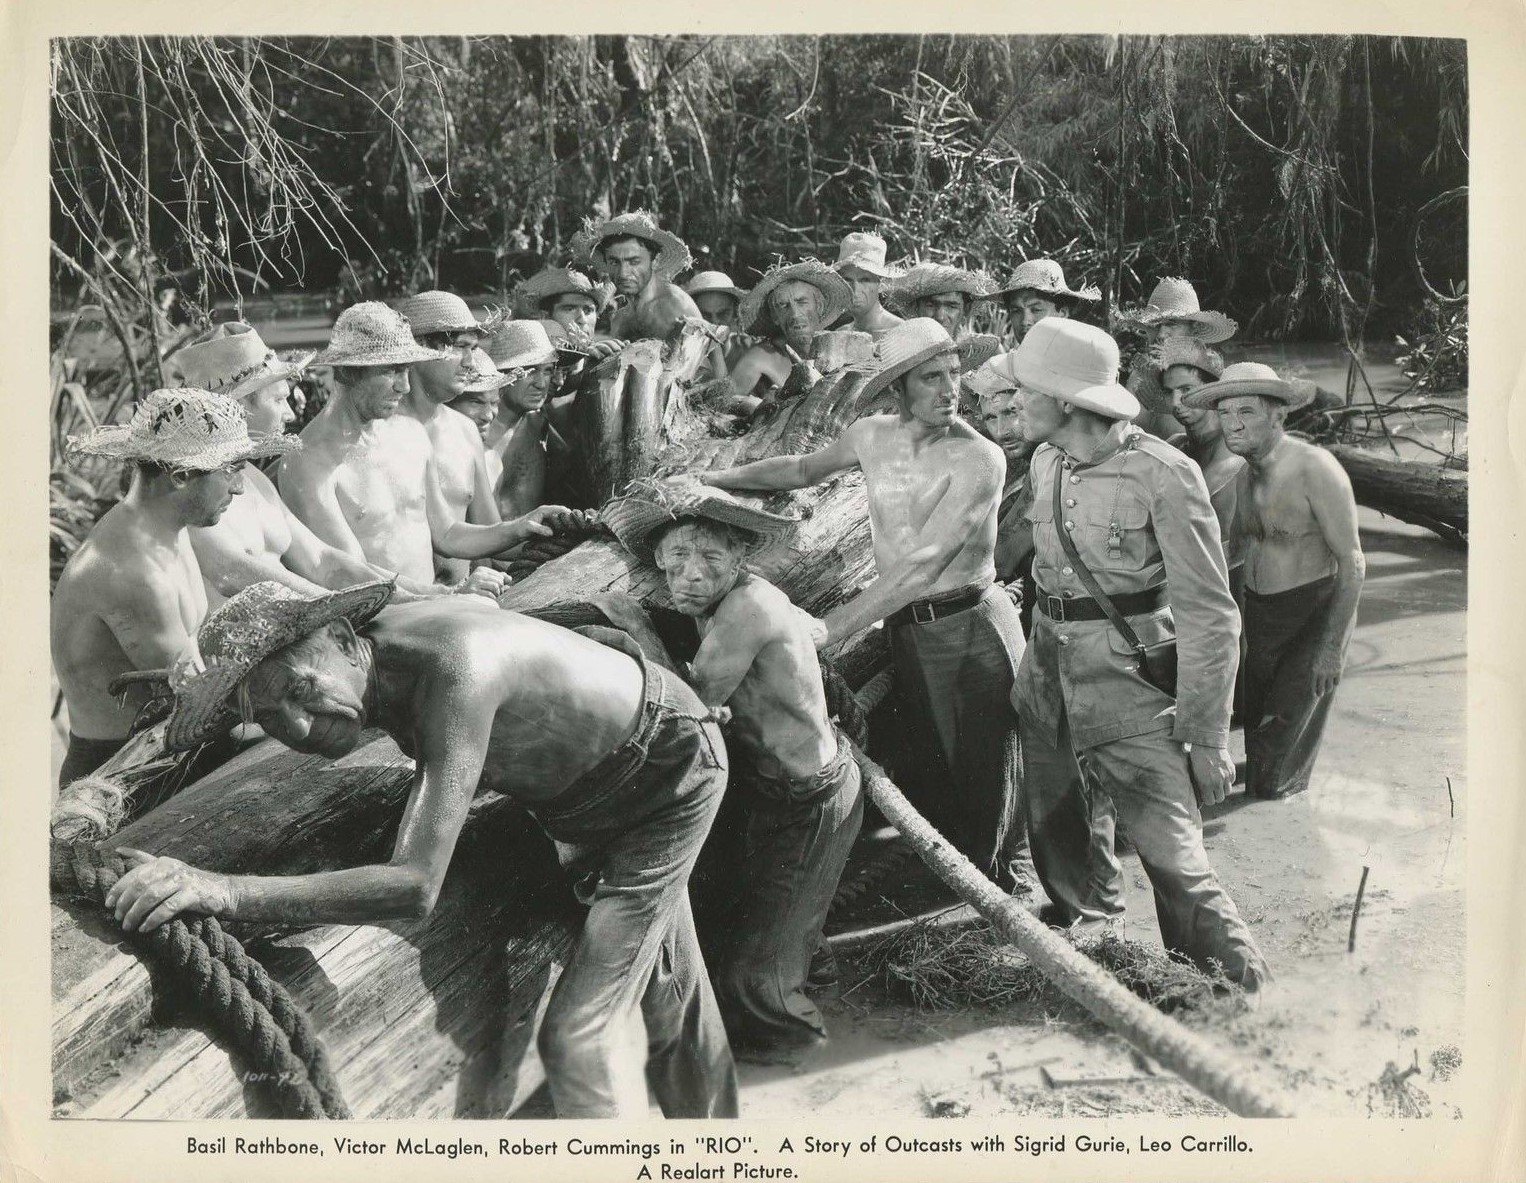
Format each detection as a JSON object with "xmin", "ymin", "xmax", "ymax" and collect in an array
[
  {"xmin": 820, "ymin": 546, "xmax": 948, "ymax": 642},
  {"xmin": 436, "ymin": 518, "xmax": 530, "ymax": 560},
  {"xmin": 224, "ymin": 863, "xmax": 436, "ymax": 926},
  {"xmin": 1318, "ymin": 553, "xmax": 1366, "ymax": 656},
  {"xmin": 701, "ymin": 455, "xmax": 808, "ymax": 492}
]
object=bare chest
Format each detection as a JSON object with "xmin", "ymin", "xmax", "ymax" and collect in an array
[
  {"xmin": 427, "ymin": 420, "xmax": 479, "ymax": 516},
  {"xmin": 332, "ymin": 434, "xmax": 427, "ymax": 525},
  {"xmin": 1243, "ymin": 466, "xmax": 1317, "ymax": 542},
  {"xmin": 217, "ymin": 482, "xmax": 293, "ymax": 557},
  {"xmin": 862, "ymin": 437, "xmax": 957, "ymax": 536}
]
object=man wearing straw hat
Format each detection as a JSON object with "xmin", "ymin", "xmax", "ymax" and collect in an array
[
  {"xmin": 888, "ymin": 261, "xmax": 996, "ymax": 341},
  {"xmin": 278, "ymin": 303, "xmax": 576, "ymax": 591},
  {"xmin": 166, "ymin": 322, "xmax": 460, "ymax": 608},
  {"xmin": 684, "ymin": 270, "xmax": 755, "ymax": 372},
  {"xmin": 728, "ymin": 260, "xmax": 854, "ymax": 406},
  {"xmin": 1182, "ymin": 362, "xmax": 1364, "ymax": 801},
  {"xmin": 830, "ymin": 231, "xmax": 905, "ymax": 340},
  {"xmin": 483, "ymin": 318, "xmax": 565, "ymax": 520},
  {"xmin": 993, "ymin": 258, "xmax": 1102, "ymax": 345},
  {"xmin": 599, "ymin": 479, "xmax": 863, "ymax": 1062},
  {"xmin": 103, "ymin": 578, "xmax": 738, "ymax": 1118},
  {"xmin": 52, "ymin": 387, "xmax": 297, "ymax": 785},
  {"xmin": 571, "ymin": 210, "xmax": 701, "ymax": 343},
  {"xmin": 513, "ymin": 266, "xmax": 622, "ymax": 362},
  {"xmin": 1005, "ymin": 318, "xmax": 1268, "ymax": 991},
  {"xmin": 1154, "ymin": 338, "xmax": 1243, "ymax": 578},
  {"xmin": 698, "ymin": 318, "xmax": 1031, "ymax": 892},
  {"xmin": 1119, "ymin": 276, "xmax": 1239, "ymax": 440}
]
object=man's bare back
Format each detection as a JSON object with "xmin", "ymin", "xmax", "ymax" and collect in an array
[{"xmin": 1239, "ymin": 437, "xmax": 1344, "ymax": 593}]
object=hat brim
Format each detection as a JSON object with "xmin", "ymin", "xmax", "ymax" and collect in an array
[
  {"xmin": 69, "ymin": 425, "xmax": 301, "ymax": 467},
  {"xmin": 993, "ymin": 281, "xmax": 1102, "ymax": 303},
  {"xmin": 602, "ymin": 489, "xmax": 797, "ymax": 563},
  {"xmin": 493, "ymin": 345, "xmax": 558, "ymax": 371},
  {"xmin": 311, "ymin": 342, "xmax": 451, "ymax": 367},
  {"xmin": 886, "ymin": 272, "xmax": 995, "ymax": 313},
  {"xmin": 573, "ymin": 220, "xmax": 692, "ymax": 280},
  {"xmin": 833, "ymin": 257, "xmax": 905, "ymax": 280},
  {"xmin": 162, "ymin": 580, "xmax": 395, "ymax": 752},
  {"xmin": 686, "ymin": 283, "xmax": 748, "ymax": 300},
  {"xmin": 858, "ymin": 341, "xmax": 961, "ymax": 404},
  {"xmin": 737, "ymin": 266, "xmax": 854, "ymax": 337},
  {"xmin": 1121, "ymin": 308, "xmax": 1238, "ymax": 346},
  {"xmin": 956, "ymin": 334, "xmax": 1002, "ymax": 372},
  {"xmin": 224, "ymin": 353, "xmax": 315, "ymax": 401},
  {"xmin": 1181, "ymin": 377, "xmax": 1317, "ymax": 412},
  {"xmin": 1062, "ymin": 381, "xmax": 1143, "ymax": 422}
]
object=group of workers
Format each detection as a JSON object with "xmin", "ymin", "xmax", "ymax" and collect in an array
[{"xmin": 54, "ymin": 209, "xmax": 1365, "ymax": 1119}]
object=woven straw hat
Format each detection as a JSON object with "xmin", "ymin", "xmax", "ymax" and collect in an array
[
  {"xmin": 684, "ymin": 270, "xmax": 748, "ymax": 300},
  {"xmin": 832, "ymin": 231, "xmax": 904, "ymax": 280},
  {"xmin": 513, "ymin": 267, "xmax": 609, "ymax": 318},
  {"xmin": 313, "ymin": 302, "xmax": 451, "ymax": 368},
  {"xmin": 159, "ymin": 579, "xmax": 394, "ymax": 752},
  {"xmin": 602, "ymin": 478, "xmax": 799, "ymax": 563},
  {"xmin": 857, "ymin": 317, "xmax": 961, "ymax": 403},
  {"xmin": 537, "ymin": 319, "xmax": 591, "ymax": 360},
  {"xmin": 887, "ymin": 263, "xmax": 996, "ymax": 312},
  {"xmin": 963, "ymin": 356, "xmax": 1020, "ymax": 401},
  {"xmin": 737, "ymin": 260, "xmax": 853, "ymax": 336},
  {"xmin": 461, "ymin": 347, "xmax": 513, "ymax": 393},
  {"xmin": 994, "ymin": 259, "xmax": 1101, "ymax": 303},
  {"xmin": 570, "ymin": 210, "xmax": 692, "ymax": 280},
  {"xmin": 1120, "ymin": 277, "xmax": 1238, "ymax": 345},
  {"xmin": 390, "ymin": 290, "xmax": 504, "ymax": 339},
  {"xmin": 1150, "ymin": 337, "xmax": 1225, "ymax": 382},
  {"xmin": 957, "ymin": 333, "xmax": 1002, "ymax": 372},
  {"xmin": 995, "ymin": 318, "xmax": 1140, "ymax": 421},
  {"xmin": 68, "ymin": 387, "xmax": 300, "ymax": 470},
  {"xmin": 165, "ymin": 322, "xmax": 312, "ymax": 402},
  {"xmin": 485, "ymin": 320, "xmax": 558, "ymax": 371},
  {"xmin": 1180, "ymin": 361, "xmax": 1316, "ymax": 411}
]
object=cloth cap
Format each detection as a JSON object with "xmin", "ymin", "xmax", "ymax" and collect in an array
[
  {"xmin": 164, "ymin": 322, "xmax": 312, "ymax": 402},
  {"xmin": 996, "ymin": 318, "xmax": 1141, "ymax": 420},
  {"xmin": 67, "ymin": 386, "xmax": 300, "ymax": 470},
  {"xmin": 313, "ymin": 302, "xmax": 451, "ymax": 368},
  {"xmin": 832, "ymin": 232, "xmax": 904, "ymax": 279},
  {"xmin": 1180, "ymin": 361, "xmax": 1317, "ymax": 411}
]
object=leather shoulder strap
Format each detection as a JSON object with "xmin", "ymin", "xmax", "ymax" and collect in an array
[{"xmin": 1050, "ymin": 459, "xmax": 1145, "ymax": 652}]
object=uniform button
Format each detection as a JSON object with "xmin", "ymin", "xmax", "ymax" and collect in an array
[
  {"xmin": 1064, "ymin": 520, "xmax": 1074, "ymax": 530},
  {"xmin": 1070, "ymin": 475, "xmax": 1081, "ymax": 484},
  {"xmin": 1062, "ymin": 566, "xmax": 1073, "ymax": 575},
  {"xmin": 1058, "ymin": 635, "xmax": 1070, "ymax": 645},
  {"xmin": 1066, "ymin": 498, "xmax": 1076, "ymax": 507}
]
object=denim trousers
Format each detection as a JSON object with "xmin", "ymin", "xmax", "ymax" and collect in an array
[
  {"xmin": 1019, "ymin": 708, "xmax": 1270, "ymax": 991},
  {"xmin": 532, "ymin": 660, "xmax": 739, "ymax": 1118},
  {"xmin": 709, "ymin": 728, "xmax": 864, "ymax": 1057}
]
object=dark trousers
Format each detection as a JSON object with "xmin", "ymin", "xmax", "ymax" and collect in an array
[
  {"xmin": 533, "ymin": 662, "xmax": 738, "ymax": 1119},
  {"xmin": 1243, "ymin": 574, "xmax": 1339, "ymax": 799}
]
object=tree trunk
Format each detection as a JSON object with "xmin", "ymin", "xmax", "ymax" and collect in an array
[{"xmin": 1324, "ymin": 443, "xmax": 1467, "ymax": 544}]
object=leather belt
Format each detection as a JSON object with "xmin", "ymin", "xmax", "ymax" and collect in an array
[
  {"xmin": 1036, "ymin": 584, "xmax": 1166, "ymax": 623},
  {"xmin": 886, "ymin": 584, "xmax": 990, "ymax": 628}
]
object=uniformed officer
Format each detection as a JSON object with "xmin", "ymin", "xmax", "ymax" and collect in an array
[{"xmin": 1001, "ymin": 318, "xmax": 1268, "ymax": 992}]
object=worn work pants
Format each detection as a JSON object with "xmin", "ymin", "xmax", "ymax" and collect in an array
[
  {"xmin": 1243, "ymin": 574, "xmax": 1339, "ymax": 799},
  {"xmin": 712, "ymin": 730, "xmax": 864, "ymax": 1058},
  {"xmin": 888, "ymin": 584, "xmax": 1031, "ymax": 891},
  {"xmin": 533, "ymin": 660, "xmax": 739, "ymax": 1119},
  {"xmin": 1020, "ymin": 710, "xmax": 1270, "ymax": 991}
]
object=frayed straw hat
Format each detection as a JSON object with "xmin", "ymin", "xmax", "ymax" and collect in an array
[
  {"xmin": 313, "ymin": 302, "xmax": 451, "ymax": 368},
  {"xmin": 157, "ymin": 579, "xmax": 395, "ymax": 752},
  {"xmin": 737, "ymin": 260, "xmax": 853, "ymax": 336},
  {"xmin": 993, "ymin": 258, "xmax": 1101, "ymax": 303},
  {"xmin": 832, "ymin": 232, "xmax": 904, "ymax": 280},
  {"xmin": 684, "ymin": 270, "xmax": 748, "ymax": 300},
  {"xmin": 857, "ymin": 317, "xmax": 961, "ymax": 403},
  {"xmin": 1180, "ymin": 361, "xmax": 1316, "ymax": 411},
  {"xmin": 570, "ymin": 210, "xmax": 692, "ymax": 280},
  {"xmin": 957, "ymin": 333, "xmax": 1002, "ymax": 372},
  {"xmin": 391, "ymin": 290, "xmax": 504, "ymax": 339},
  {"xmin": 538, "ymin": 319, "xmax": 591, "ymax": 360},
  {"xmin": 602, "ymin": 477, "xmax": 799, "ymax": 563},
  {"xmin": 485, "ymin": 320, "xmax": 558, "ymax": 371},
  {"xmin": 1150, "ymin": 337, "xmax": 1225, "ymax": 382},
  {"xmin": 1120, "ymin": 278, "xmax": 1238, "ymax": 345},
  {"xmin": 963, "ymin": 356, "xmax": 1020, "ymax": 401},
  {"xmin": 513, "ymin": 267, "xmax": 610, "ymax": 318},
  {"xmin": 165, "ymin": 322, "xmax": 312, "ymax": 402},
  {"xmin": 887, "ymin": 263, "xmax": 996, "ymax": 312},
  {"xmin": 461, "ymin": 347, "xmax": 513, "ymax": 393},
  {"xmin": 68, "ymin": 387, "xmax": 300, "ymax": 470},
  {"xmin": 994, "ymin": 319, "xmax": 1141, "ymax": 421}
]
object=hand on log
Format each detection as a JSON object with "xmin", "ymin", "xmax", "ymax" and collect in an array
[{"xmin": 454, "ymin": 567, "xmax": 511, "ymax": 600}]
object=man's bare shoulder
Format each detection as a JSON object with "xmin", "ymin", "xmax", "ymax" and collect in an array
[
  {"xmin": 1287, "ymin": 437, "xmax": 1353, "ymax": 488},
  {"xmin": 441, "ymin": 405, "xmax": 486, "ymax": 447},
  {"xmin": 948, "ymin": 420, "xmax": 1005, "ymax": 465},
  {"xmin": 714, "ymin": 575, "xmax": 796, "ymax": 640}
]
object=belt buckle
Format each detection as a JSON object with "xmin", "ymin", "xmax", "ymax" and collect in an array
[
  {"xmin": 1045, "ymin": 595, "xmax": 1067, "ymax": 623},
  {"xmin": 912, "ymin": 601, "xmax": 936, "ymax": 625}
]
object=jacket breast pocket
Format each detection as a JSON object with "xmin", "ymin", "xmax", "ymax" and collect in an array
[{"xmin": 1085, "ymin": 492, "xmax": 1153, "ymax": 571}]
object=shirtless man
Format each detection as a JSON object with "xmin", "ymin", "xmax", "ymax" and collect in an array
[
  {"xmin": 729, "ymin": 261, "xmax": 853, "ymax": 406},
  {"xmin": 52, "ymin": 388, "xmax": 294, "ymax": 784},
  {"xmin": 165, "ymin": 322, "xmax": 472, "ymax": 607},
  {"xmin": 700, "ymin": 318, "xmax": 1030, "ymax": 891},
  {"xmin": 1185, "ymin": 362, "xmax": 1365, "ymax": 799},
  {"xmin": 482, "ymin": 319, "xmax": 560, "ymax": 519},
  {"xmin": 830, "ymin": 231, "xmax": 904, "ymax": 341},
  {"xmin": 572, "ymin": 211, "xmax": 700, "ymax": 342},
  {"xmin": 103, "ymin": 579, "xmax": 737, "ymax": 1119},
  {"xmin": 514, "ymin": 266, "xmax": 623, "ymax": 363},
  {"xmin": 391, "ymin": 290, "xmax": 506, "ymax": 584},
  {"xmin": 890, "ymin": 262, "xmax": 994, "ymax": 340},
  {"xmin": 600, "ymin": 487, "xmax": 863, "ymax": 1060},
  {"xmin": 278, "ymin": 303, "xmax": 568, "ymax": 589},
  {"xmin": 1155, "ymin": 339, "xmax": 1243, "ymax": 579},
  {"xmin": 684, "ymin": 271, "xmax": 754, "ymax": 372}
]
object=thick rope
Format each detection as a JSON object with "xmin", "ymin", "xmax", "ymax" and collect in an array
[{"xmin": 52, "ymin": 841, "xmax": 350, "ymax": 1119}]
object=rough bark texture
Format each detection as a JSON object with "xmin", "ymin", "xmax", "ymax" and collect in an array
[{"xmin": 1325, "ymin": 443, "xmax": 1467, "ymax": 543}]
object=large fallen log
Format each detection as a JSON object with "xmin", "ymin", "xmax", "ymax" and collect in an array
[{"xmin": 1324, "ymin": 443, "xmax": 1467, "ymax": 544}]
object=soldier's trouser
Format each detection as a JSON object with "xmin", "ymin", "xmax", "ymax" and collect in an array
[{"xmin": 1020, "ymin": 709, "xmax": 1270, "ymax": 991}]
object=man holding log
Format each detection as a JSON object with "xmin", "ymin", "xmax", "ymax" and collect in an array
[
  {"xmin": 598, "ymin": 482, "xmax": 864, "ymax": 1063},
  {"xmin": 728, "ymin": 261, "xmax": 855, "ymax": 407},
  {"xmin": 698, "ymin": 318, "xmax": 1031, "ymax": 892},
  {"xmin": 1005, "ymin": 318, "xmax": 1268, "ymax": 991},
  {"xmin": 1183, "ymin": 362, "xmax": 1365, "ymax": 800},
  {"xmin": 103, "ymin": 579, "xmax": 739, "ymax": 1119}
]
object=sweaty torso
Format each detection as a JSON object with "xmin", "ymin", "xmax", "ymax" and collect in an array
[
  {"xmin": 856, "ymin": 416, "xmax": 999, "ymax": 596},
  {"xmin": 732, "ymin": 340, "xmax": 794, "ymax": 399},
  {"xmin": 1240, "ymin": 438, "xmax": 1338, "ymax": 593},
  {"xmin": 372, "ymin": 604, "xmax": 646, "ymax": 801},
  {"xmin": 194, "ymin": 465, "xmax": 294, "ymax": 608},
  {"xmin": 699, "ymin": 575, "xmax": 837, "ymax": 780},
  {"xmin": 610, "ymin": 279, "xmax": 700, "ymax": 342},
  {"xmin": 417, "ymin": 405, "xmax": 487, "ymax": 582},
  {"xmin": 485, "ymin": 411, "xmax": 547, "ymax": 519},
  {"xmin": 52, "ymin": 505, "xmax": 207, "ymax": 740}
]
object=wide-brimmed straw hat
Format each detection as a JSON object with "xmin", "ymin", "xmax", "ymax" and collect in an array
[
  {"xmin": 994, "ymin": 318, "xmax": 1141, "ymax": 421},
  {"xmin": 684, "ymin": 270, "xmax": 748, "ymax": 300},
  {"xmin": 963, "ymin": 355, "xmax": 1020, "ymax": 401},
  {"xmin": 1150, "ymin": 337, "xmax": 1225, "ymax": 382},
  {"xmin": 570, "ymin": 210, "xmax": 692, "ymax": 280},
  {"xmin": 165, "ymin": 322, "xmax": 313, "ymax": 402},
  {"xmin": 391, "ymin": 290, "xmax": 505, "ymax": 340},
  {"xmin": 1180, "ymin": 361, "xmax": 1317, "ymax": 411},
  {"xmin": 1119, "ymin": 277, "xmax": 1238, "ymax": 345},
  {"xmin": 461, "ymin": 347, "xmax": 513, "ymax": 393},
  {"xmin": 313, "ymin": 302, "xmax": 451, "ymax": 368},
  {"xmin": 993, "ymin": 259, "xmax": 1102, "ymax": 304},
  {"xmin": 68, "ymin": 387, "xmax": 300, "ymax": 470},
  {"xmin": 602, "ymin": 478, "xmax": 799, "ymax": 563},
  {"xmin": 537, "ymin": 319, "xmax": 592, "ymax": 360},
  {"xmin": 832, "ymin": 231, "xmax": 904, "ymax": 280},
  {"xmin": 857, "ymin": 317, "xmax": 960, "ymax": 403},
  {"xmin": 737, "ymin": 260, "xmax": 854, "ymax": 337},
  {"xmin": 513, "ymin": 267, "xmax": 610, "ymax": 319},
  {"xmin": 957, "ymin": 333, "xmax": 1002, "ymax": 372},
  {"xmin": 157, "ymin": 579, "xmax": 395, "ymax": 752},
  {"xmin": 485, "ymin": 320, "xmax": 558, "ymax": 371},
  {"xmin": 886, "ymin": 263, "xmax": 996, "ymax": 313}
]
